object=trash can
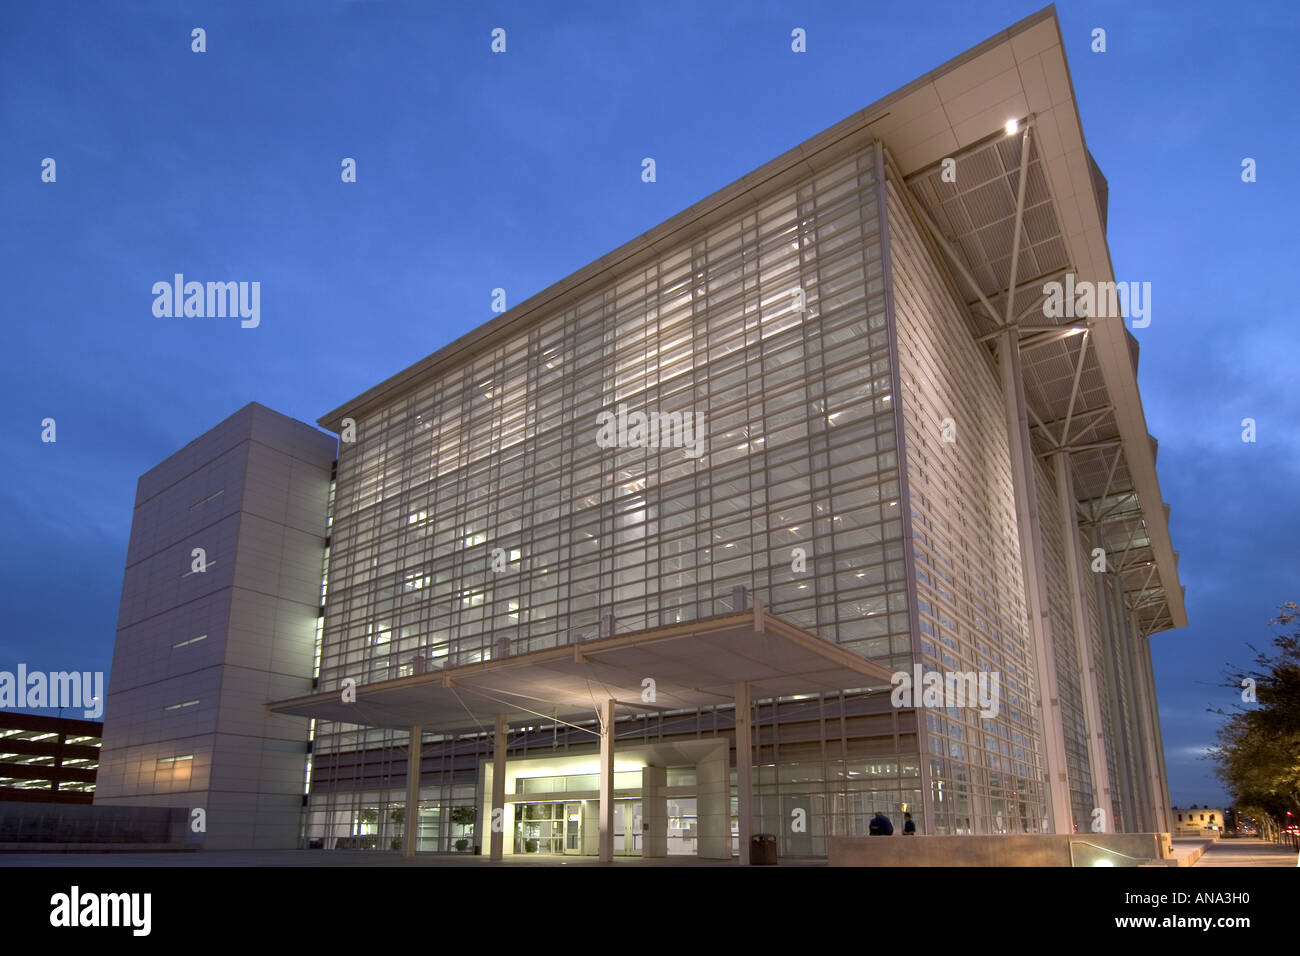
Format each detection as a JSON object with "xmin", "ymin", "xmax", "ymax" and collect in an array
[{"xmin": 750, "ymin": 833, "xmax": 778, "ymax": 865}]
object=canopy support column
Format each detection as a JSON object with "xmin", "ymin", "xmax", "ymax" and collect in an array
[
  {"xmin": 402, "ymin": 725, "xmax": 421, "ymax": 858},
  {"xmin": 735, "ymin": 680, "xmax": 753, "ymax": 864},
  {"xmin": 490, "ymin": 714, "xmax": 507, "ymax": 861},
  {"xmin": 599, "ymin": 698, "xmax": 615, "ymax": 862}
]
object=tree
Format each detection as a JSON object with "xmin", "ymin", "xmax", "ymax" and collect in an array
[
  {"xmin": 450, "ymin": 806, "xmax": 477, "ymax": 852},
  {"xmin": 1208, "ymin": 602, "xmax": 1300, "ymax": 834},
  {"xmin": 450, "ymin": 806, "xmax": 477, "ymax": 828}
]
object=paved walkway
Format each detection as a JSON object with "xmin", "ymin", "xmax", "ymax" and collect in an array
[
  {"xmin": 1192, "ymin": 839, "xmax": 1298, "ymax": 867},
  {"xmin": 4, "ymin": 840, "xmax": 1294, "ymax": 868},
  {"xmin": 0, "ymin": 849, "xmax": 787, "ymax": 867}
]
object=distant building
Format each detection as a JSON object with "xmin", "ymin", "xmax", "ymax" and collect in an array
[
  {"xmin": 1171, "ymin": 806, "xmax": 1225, "ymax": 834},
  {"xmin": 0, "ymin": 713, "xmax": 101, "ymax": 804}
]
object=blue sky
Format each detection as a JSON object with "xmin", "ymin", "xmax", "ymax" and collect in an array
[{"xmin": 1, "ymin": 0, "xmax": 1296, "ymax": 805}]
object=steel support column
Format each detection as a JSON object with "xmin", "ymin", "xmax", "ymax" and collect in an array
[
  {"xmin": 735, "ymin": 681, "xmax": 753, "ymax": 864},
  {"xmin": 403, "ymin": 724, "xmax": 421, "ymax": 858},
  {"xmin": 490, "ymin": 714, "xmax": 507, "ymax": 861},
  {"xmin": 598, "ymin": 698, "xmax": 615, "ymax": 862},
  {"xmin": 1116, "ymin": 586, "xmax": 1154, "ymax": 830},
  {"xmin": 998, "ymin": 329, "xmax": 1073, "ymax": 834},
  {"xmin": 1133, "ymin": 625, "xmax": 1172, "ymax": 833},
  {"xmin": 1092, "ymin": 525, "xmax": 1137, "ymax": 832},
  {"xmin": 1054, "ymin": 452, "xmax": 1114, "ymax": 830},
  {"xmin": 991, "ymin": 122, "xmax": 1071, "ymax": 834},
  {"xmin": 1147, "ymin": 644, "xmax": 1175, "ymax": 834}
]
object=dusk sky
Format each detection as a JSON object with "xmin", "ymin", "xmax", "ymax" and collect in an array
[{"xmin": 1, "ymin": 0, "xmax": 1295, "ymax": 805}]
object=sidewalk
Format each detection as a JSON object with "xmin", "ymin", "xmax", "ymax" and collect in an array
[{"xmin": 1192, "ymin": 839, "xmax": 1298, "ymax": 867}]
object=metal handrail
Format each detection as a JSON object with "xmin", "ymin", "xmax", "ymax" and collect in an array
[{"xmin": 1068, "ymin": 839, "xmax": 1159, "ymax": 867}]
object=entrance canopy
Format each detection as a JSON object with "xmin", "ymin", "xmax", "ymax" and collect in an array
[{"xmin": 267, "ymin": 605, "xmax": 896, "ymax": 733}]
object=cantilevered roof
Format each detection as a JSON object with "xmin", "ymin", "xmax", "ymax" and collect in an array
[
  {"xmin": 869, "ymin": 10, "xmax": 1186, "ymax": 637},
  {"xmin": 318, "ymin": 5, "xmax": 1183, "ymax": 637},
  {"xmin": 268, "ymin": 610, "xmax": 896, "ymax": 732}
]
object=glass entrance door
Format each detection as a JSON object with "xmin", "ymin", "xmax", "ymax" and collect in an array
[
  {"xmin": 514, "ymin": 799, "xmax": 643, "ymax": 856},
  {"xmin": 614, "ymin": 801, "xmax": 643, "ymax": 856},
  {"xmin": 563, "ymin": 803, "xmax": 582, "ymax": 855},
  {"xmin": 515, "ymin": 802, "xmax": 565, "ymax": 854}
]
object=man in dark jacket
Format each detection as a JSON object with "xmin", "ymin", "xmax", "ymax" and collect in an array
[
  {"xmin": 868, "ymin": 811, "xmax": 894, "ymax": 835},
  {"xmin": 903, "ymin": 811, "xmax": 917, "ymax": 834}
]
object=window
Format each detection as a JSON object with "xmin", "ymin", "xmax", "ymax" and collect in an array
[{"xmin": 189, "ymin": 489, "xmax": 225, "ymax": 509}]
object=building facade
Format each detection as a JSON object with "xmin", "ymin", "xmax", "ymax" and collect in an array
[
  {"xmin": 1171, "ymin": 806, "xmax": 1225, "ymax": 836},
  {"xmin": 283, "ymin": 8, "xmax": 1184, "ymax": 858},
  {"xmin": 96, "ymin": 403, "xmax": 336, "ymax": 849},
  {"xmin": 105, "ymin": 7, "xmax": 1185, "ymax": 859}
]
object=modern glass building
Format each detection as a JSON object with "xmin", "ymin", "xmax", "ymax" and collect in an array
[
  {"xmin": 269, "ymin": 6, "xmax": 1184, "ymax": 860},
  {"xmin": 106, "ymin": 6, "xmax": 1185, "ymax": 861}
]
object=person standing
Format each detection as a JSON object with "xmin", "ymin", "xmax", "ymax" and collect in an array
[
  {"xmin": 868, "ymin": 811, "xmax": 894, "ymax": 835},
  {"xmin": 903, "ymin": 811, "xmax": 916, "ymax": 835}
]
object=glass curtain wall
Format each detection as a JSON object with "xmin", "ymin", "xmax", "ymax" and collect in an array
[{"xmin": 308, "ymin": 149, "xmax": 917, "ymax": 850}]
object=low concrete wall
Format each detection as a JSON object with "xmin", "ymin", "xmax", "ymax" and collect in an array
[
  {"xmin": 0, "ymin": 801, "xmax": 189, "ymax": 850},
  {"xmin": 0, "ymin": 842, "xmax": 197, "ymax": 854},
  {"xmin": 1147, "ymin": 839, "xmax": 1214, "ymax": 867},
  {"xmin": 829, "ymin": 833, "xmax": 1172, "ymax": 867}
]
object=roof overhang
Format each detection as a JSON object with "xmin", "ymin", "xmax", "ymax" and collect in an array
[
  {"xmin": 268, "ymin": 610, "xmax": 896, "ymax": 733},
  {"xmin": 867, "ymin": 8, "xmax": 1186, "ymax": 635}
]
